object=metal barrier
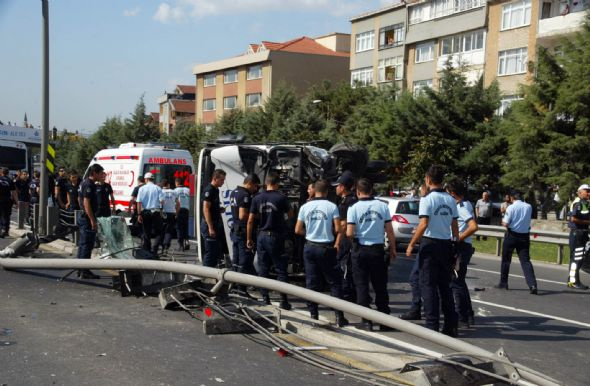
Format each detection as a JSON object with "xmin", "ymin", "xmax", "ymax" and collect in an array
[{"xmin": 476, "ymin": 225, "xmax": 570, "ymax": 264}]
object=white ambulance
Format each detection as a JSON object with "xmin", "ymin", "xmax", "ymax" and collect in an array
[{"xmin": 88, "ymin": 143, "xmax": 195, "ymax": 213}]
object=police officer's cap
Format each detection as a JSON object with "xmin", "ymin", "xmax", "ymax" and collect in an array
[
  {"xmin": 334, "ymin": 171, "xmax": 355, "ymax": 189},
  {"xmin": 578, "ymin": 184, "xmax": 590, "ymax": 192}
]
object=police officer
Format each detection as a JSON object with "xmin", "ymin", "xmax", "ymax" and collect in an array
[
  {"xmin": 399, "ymin": 184, "xmax": 428, "ymax": 321},
  {"xmin": 295, "ymin": 180, "xmax": 348, "ymax": 326},
  {"xmin": 335, "ymin": 171, "xmax": 357, "ymax": 302},
  {"xmin": 137, "ymin": 172, "xmax": 164, "ymax": 254},
  {"xmin": 446, "ymin": 179, "xmax": 478, "ymax": 327},
  {"xmin": 0, "ymin": 167, "xmax": 17, "ymax": 237},
  {"xmin": 54, "ymin": 167, "xmax": 68, "ymax": 210},
  {"xmin": 95, "ymin": 170, "xmax": 114, "ymax": 217},
  {"xmin": 247, "ymin": 172, "xmax": 293, "ymax": 309},
  {"xmin": 76, "ymin": 163, "xmax": 103, "ymax": 279},
  {"xmin": 201, "ymin": 169, "xmax": 226, "ymax": 267},
  {"xmin": 65, "ymin": 171, "xmax": 81, "ymax": 211},
  {"xmin": 160, "ymin": 179, "xmax": 178, "ymax": 254},
  {"xmin": 229, "ymin": 174, "xmax": 260, "ymax": 294},
  {"xmin": 129, "ymin": 176, "xmax": 145, "ymax": 237},
  {"xmin": 174, "ymin": 177, "xmax": 190, "ymax": 251},
  {"xmin": 346, "ymin": 178, "xmax": 396, "ymax": 331},
  {"xmin": 495, "ymin": 191, "xmax": 538, "ymax": 294},
  {"xmin": 566, "ymin": 184, "xmax": 590, "ymax": 290},
  {"xmin": 406, "ymin": 165, "xmax": 458, "ymax": 336},
  {"xmin": 29, "ymin": 171, "xmax": 40, "ymax": 205}
]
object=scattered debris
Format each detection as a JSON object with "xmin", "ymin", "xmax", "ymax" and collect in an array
[
  {"xmin": 214, "ymin": 377, "xmax": 224, "ymax": 383},
  {"xmin": 97, "ymin": 353, "xmax": 107, "ymax": 357}
]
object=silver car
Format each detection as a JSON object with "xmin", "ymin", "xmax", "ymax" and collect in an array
[{"xmin": 378, "ymin": 197, "xmax": 420, "ymax": 249}]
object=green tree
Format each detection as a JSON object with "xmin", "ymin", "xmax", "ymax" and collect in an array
[{"xmin": 119, "ymin": 96, "xmax": 160, "ymax": 143}]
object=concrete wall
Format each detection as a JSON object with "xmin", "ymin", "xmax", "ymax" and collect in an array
[
  {"xmin": 270, "ymin": 51, "xmax": 350, "ymax": 94},
  {"xmin": 315, "ymin": 33, "xmax": 351, "ymax": 53},
  {"xmin": 406, "ymin": 6, "xmax": 487, "ymax": 43}
]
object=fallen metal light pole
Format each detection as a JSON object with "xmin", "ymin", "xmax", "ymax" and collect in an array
[
  {"xmin": 0, "ymin": 258, "xmax": 560, "ymax": 386},
  {"xmin": 0, "ymin": 233, "xmax": 39, "ymax": 257}
]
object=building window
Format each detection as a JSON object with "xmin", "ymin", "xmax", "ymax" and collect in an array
[
  {"xmin": 355, "ymin": 31, "xmax": 375, "ymax": 53},
  {"xmin": 351, "ymin": 67, "xmax": 374, "ymax": 87},
  {"xmin": 498, "ymin": 47, "xmax": 528, "ymax": 76},
  {"xmin": 497, "ymin": 95, "xmax": 523, "ymax": 115},
  {"xmin": 501, "ymin": 0, "xmax": 532, "ymax": 30},
  {"xmin": 224, "ymin": 70, "xmax": 238, "ymax": 84},
  {"xmin": 223, "ymin": 96, "xmax": 237, "ymax": 110},
  {"xmin": 378, "ymin": 57, "xmax": 404, "ymax": 82},
  {"xmin": 440, "ymin": 30, "xmax": 485, "ymax": 56},
  {"xmin": 247, "ymin": 65, "xmax": 262, "ymax": 80},
  {"xmin": 203, "ymin": 99, "xmax": 216, "ymax": 111},
  {"xmin": 246, "ymin": 93, "xmax": 262, "ymax": 107},
  {"xmin": 203, "ymin": 74, "xmax": 216, "ymax": 87},
  {"xmin": 415, "ymin": 42, "xmax": 435, "ymax": 63},
  {"xmin": 379, "ymin": 24, "xmax": 404, "ymax": 49},
  {"xmin": 413, "ymin": 79, "xmax": 433, "ymax": 96},
  {"xmin": 409, "ymin": 0, "xmax": 485, "ymax": 24}
]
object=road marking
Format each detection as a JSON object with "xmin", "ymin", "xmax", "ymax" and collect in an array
[
  {"xmin": 472, "ymin": 299, "xmax": 590, "ymax": 329},
  {"xmin": 469, "ymin": 267, "xmax": 565, "ymax": 285}
]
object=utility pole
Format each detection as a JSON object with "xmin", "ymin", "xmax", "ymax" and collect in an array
[{"xmin": 39, "ymin": 0, "xmax": 49, "ymax": 236}]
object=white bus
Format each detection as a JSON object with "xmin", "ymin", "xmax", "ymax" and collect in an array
[{"xmin": 0, "ymin": 139, "xmax": 28, "ymax": 176}]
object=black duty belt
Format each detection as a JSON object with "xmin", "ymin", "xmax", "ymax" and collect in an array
[
  {"xmin": 259, "ymin": 230, "xmax": 280, "ymax": 236},
  {"xmin": 357, "ymin": 243, "xmax": 385, "ymax": 249},
  {"xmin": 306, "ymin": 240, "xmax": 333, "ymax": 248},
  {"xmin": 508, "ymin": 229, "xmax": 529, "ymax": 237}
]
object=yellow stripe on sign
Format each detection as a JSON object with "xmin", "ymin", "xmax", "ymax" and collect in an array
[
  {"xmin": 47, "ymin": 144, "xmax": 55, "ymax": 158},
  {"xmin": 46, "ymin": 159, "xmax": 54, "ymax": 173}
]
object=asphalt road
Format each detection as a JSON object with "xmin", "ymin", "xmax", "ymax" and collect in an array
[
  {"xmin": 2, "ymin": 228, "xmax": 589, "ymax": 386},
  {"xmin": 385, "ymin": 253, "xmax": 590, "ymax": 386},
  {"xmin": 0, "ymin": 237, "xmax": 361, "ymax": 386}
]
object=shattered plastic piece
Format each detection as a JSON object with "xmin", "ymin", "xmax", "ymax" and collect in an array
[
  {"xmin": 204, "ymin": 307, "xmax": 213, "ymax": 317},
  {"xmin": 214, "ymin": 378, "xmax": 224, "ymax": 383},
  {"xmin": 97, "ymin": 216, "xmax": 136, "ymax": 259},
  {"xmin": 97, "ymin": 353, "xmax": 107, "ymax": 357}
]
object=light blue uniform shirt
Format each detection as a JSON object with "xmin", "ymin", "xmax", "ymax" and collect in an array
[
  {"xmin": 419, "ymin": 189, "xmax": 458, "ymax": 240},
  {"xmin": 137, "ymin": 182, "xmax": 163, "ymax": 210},
  {"xmin": 504, "ymin": 200, "xmax": 532, "ymax": 233},
  {"xmin": 457, "ymin": 200, "xmax": 475, "ymax": 244},
  {"xmin": 298, "ymin": 198, "xmax": 339, "ymax": 243},
  {"xmin": 174, "ymin": 187, "xmax": 191, "ymax": 209},
  {"xmin": 347, "ymin": 198, "xmax": 391, "ymax": 246}
]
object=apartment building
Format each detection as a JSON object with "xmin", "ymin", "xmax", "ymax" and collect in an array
[
  {"xmin": 351, "ymin": 0, "xmax": 588, "ymax": 105},
  {"xmin": 350, "ymin": 3, "xmax": 407, "ymax": 90},
  {"xmin": 158, "ymin": 85, "xmax": 196, "ymax": 134},
  {"xmin": 192, "ymin": 33, "xmax": 350, "ymax": 125}
]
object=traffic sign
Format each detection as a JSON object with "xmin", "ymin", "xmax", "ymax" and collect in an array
[{"xmin": 46, "ymin": 143, "xmax": 55, "ymax": 173}]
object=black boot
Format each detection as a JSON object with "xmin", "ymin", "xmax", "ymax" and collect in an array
[
  {"xmin": 399, "ymin": 309, "xmax": 421, "ymax": 320},
  {"xmin": 360, "ymin": 319, "xmax": 373, "ymax": 331},
  {"xmin": 279, "ymin": 295, "xmax": 292, "ymax": 310},
  {"xmin": 335, "ymin": 311, "xmax": 348, "ymax": 327},
  {"xmin": 262, "ymin": 294, "xmax": 271, "ymax": 305},
  {"xmin": 79, "ymin": 269, "xmax": 100, "ymax": 279}
]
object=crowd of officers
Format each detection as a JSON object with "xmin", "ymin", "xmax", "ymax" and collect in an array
[{"xmin": 200, "ymin": 164, "xmax": 561, "ymax": 336}]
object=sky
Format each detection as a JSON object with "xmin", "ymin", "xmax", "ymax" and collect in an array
[{"xmin": 0, "ymin": 0, "xmax": 393, "ymax": 135}]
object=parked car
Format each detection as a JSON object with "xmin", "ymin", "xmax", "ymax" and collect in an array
[{"xmin": 378, "ymin": 197, "xmax": 420, "ymax": 250}]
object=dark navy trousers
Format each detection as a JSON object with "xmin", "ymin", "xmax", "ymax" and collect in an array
[
  {"xmin": 256, "ymin": 232, "xmax": 288, "ymax": 297},
  {"xmin": 304, "ymin": 243, "xmax": 342, "ymax": 314},
  {"xmin": 419, "ymin": 237, "xmax": 457, "ymax": 331},
  {"xmin": 450, "ymin": 242, "xmax": 474, "ymax": 322},
  {"xmin": 351, "ymin": 244, "xmax": 390, "ymax": 314},
  {"xmin": 231, "ymin": 231, "xmax": 256, "ymax": 275},
  {"xmin": 408, "ymin": 254, "xmax": 422, "ymax": 312},
  {"xmin": 500, "ymin": 231, "xmax": 537, "ymax": 288},
  {"xmin": 200, "ymin": 220, "xmax": 223, "ymax": 267},
  {"xmin": 76, "ymin": 214, "xmax": 96, "ymax": 260},
  {"xmin": 337, "ymin": 237, "xmax": 356, "ymax": 302}
]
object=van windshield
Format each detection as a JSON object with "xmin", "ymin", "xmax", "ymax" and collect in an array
[{"xmin": 143, "ymin": 164, "xmax": 192, "ymax": 187}]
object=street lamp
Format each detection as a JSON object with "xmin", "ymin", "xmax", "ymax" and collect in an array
[{"xmin": 311, "ymin": 99, "xmax": 329, "ymax": 127}]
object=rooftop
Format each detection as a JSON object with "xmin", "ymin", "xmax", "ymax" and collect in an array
[
  {"xmin": 176, "ymin": 85, "xmax": 196, "ymax": 94},
  {"xmin": 170, "ymin": 100, "xmax": 195, "ymax": 114},
  {"xmin": 350, "ymin": 1, "xmax": 406, "ymax": 22}
]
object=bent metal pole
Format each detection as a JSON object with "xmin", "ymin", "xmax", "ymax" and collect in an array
[{"xmin": 0, "ymin": 258, "xmax": 560, "ymax": 386}]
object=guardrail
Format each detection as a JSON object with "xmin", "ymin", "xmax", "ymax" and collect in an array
[{"xmin": 476, "ymin": 225, "xmax": 570, "ymax": 264}]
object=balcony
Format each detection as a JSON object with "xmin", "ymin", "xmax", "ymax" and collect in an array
[
  {"xmin": 538, "ymin": 1, "xmax": 588, "ymax": 41},
  {"xmin": 436, "ymin": 50, "xmax": 485, "ymax": 71}
]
